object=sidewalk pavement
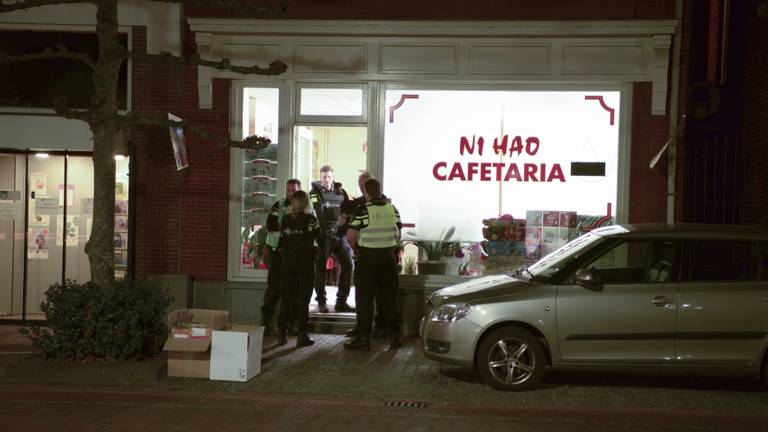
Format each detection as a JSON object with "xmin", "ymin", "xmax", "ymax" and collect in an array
[{"xmin": 2, "ymin": 325, "xmax": 768, "ymax": 422}]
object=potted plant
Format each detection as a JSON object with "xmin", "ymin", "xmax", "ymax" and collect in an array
[{"xmin": 408, "ymin": 227, "xmax": 455, "ymax": 275}]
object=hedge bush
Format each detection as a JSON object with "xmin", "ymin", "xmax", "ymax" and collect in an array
[{"xmin": 22, "ymin": 279, "xmax": 172, "ymax": 361}]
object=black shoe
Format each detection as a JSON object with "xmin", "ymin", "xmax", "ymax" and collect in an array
[
  {"xmin": 343, "ymin": 337, "xmax": 370, "ymax": 351},
  {"xmin": 334, "ymin": 302, "xmax": 356, "ymax": 313},
  {"xmin": 296, "ymin": 333, "xmax": 315, "ymax": 347},
  {"xmin": 277, "ymin": 330, "xmax": 288, "ymax": 346},
  {"xmin": 388, "ymin": 336, "xmax": 402, "ymax": 351},
  {"xmin": 317, "ymin": 302, "xmax": 330, "ymax": 313},
  {"xmin": 371, "ymin": 328, "xmax": 386, "ymax": 339},
  {"xmin": 344, "ymin": 327, "xmax": 357, "ymax": 337}
]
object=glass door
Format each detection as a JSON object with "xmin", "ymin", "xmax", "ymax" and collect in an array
[
  {"xmin": 26, "ymin": 153, "xmax": 66, "ymax": 317},
  {"xmin": 0, "ymin": 150, "xmax": 129, "ymax": 321},
  {"xmin": 0, "ymin": 153, "xmax": 25, "ymax": 319}
]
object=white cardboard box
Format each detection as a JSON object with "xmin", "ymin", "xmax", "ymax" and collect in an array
[{"xmin": 209, "ymin": 325, "xmax": 264, "ymax": 382}]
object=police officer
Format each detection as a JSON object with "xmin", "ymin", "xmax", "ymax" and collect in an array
[
  {"xmin": 342, "ymin": 171, "xmax": 387, "ymax": 339},
  {"xmin": 344, "ymin": 178, "xmax": 402, "ymax": 351},
  {"xmin": 262, "ymin": 179, "xmax": 301, "ymax": 335},
  {"xmin": 309, "ymin": 165, "xmax": 354, "ymax": 313},
  {"xmin": 276, "ymin": 190, "xmax": 321, "ymax": 347}
]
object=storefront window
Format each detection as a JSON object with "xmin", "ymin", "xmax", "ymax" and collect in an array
[
  {"xmin": 114, "ymin": 156, "xmax": 130, "ymax": 279},
  {"xmin": 0, "ymin": 151, "xmax": 132, "ymax": 319},
  {"xmin": 299, "ymin": 88, "xmax": 364, "ymax": 117},
  {"xmin": 240, "ymin": 88, "xmax": 279, "ymax": 271},
  {"xmin": 383, "ymin": 89, "xmax": 621, "ymax": 272}
]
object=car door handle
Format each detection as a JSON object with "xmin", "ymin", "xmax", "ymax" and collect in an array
[{"xmin": 650, "ymin": 296, "xmax": 674, "ymax": 306}]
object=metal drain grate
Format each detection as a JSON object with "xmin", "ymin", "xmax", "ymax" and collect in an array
[{"xmin": 383, "ymin": 400, "xmax": 430, "ymax": 409}]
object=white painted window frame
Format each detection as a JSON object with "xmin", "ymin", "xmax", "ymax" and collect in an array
[
  {"xmin": 295, "ymin": 82, "xmax": 369, "ymax": 124},
  {"xmin": 227, "ymin": 79, "xmax": 633, "ymax": 281}
]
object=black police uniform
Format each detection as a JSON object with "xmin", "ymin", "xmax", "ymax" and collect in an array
[
  {"xmin": 277, "ymin": 211, "xmax": 321, "ymax": 346},
  {"xmin": 309, "ymin": 181, "xmax": 354, "ymax": 310},
  {"xmin": 262, "ymin": 198, "xmax": 290, "ymax": 331}
]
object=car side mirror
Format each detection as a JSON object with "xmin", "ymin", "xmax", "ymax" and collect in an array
[{"xmin": 574, "ymin": 268, "xmax": 603, "ymax": 290}]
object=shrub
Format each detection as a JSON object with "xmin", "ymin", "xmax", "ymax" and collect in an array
[{"xmin": 21, "ymin": 279, "xmax": 173, "ymax": 361}]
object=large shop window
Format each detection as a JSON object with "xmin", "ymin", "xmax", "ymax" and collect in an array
[
  {"xmin": 383, "ymin": 89, "xmax": 622, "ymax": 268},
  {"xmin": 239, "ymin": 87, "xmax": 280, "ymax": 272}
]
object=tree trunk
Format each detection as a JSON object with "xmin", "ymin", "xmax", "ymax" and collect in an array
[{"xmin": 88, "ymin": 0, "xmax": 121, "ymax": 287}]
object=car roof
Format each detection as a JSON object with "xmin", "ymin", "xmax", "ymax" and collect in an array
[{"xmin": 589, "ymin": 223, "xmax": 768, "ymax": 241}]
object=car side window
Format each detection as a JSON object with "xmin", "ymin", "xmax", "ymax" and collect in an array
[
  {"xmin": 586, "ymin": 239, "xmax": 675, "ymax": 284},
  {"xmin": 686, "ymin": 240, "xmax": 760, "ymax": 282}
]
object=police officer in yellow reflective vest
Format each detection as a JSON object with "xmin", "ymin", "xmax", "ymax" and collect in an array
[
  {"xmin": 262, "ymin": 179, "xmax": 302, "ymax": 335},
  {"xmin": 344, "ymin": 178, "xmax": 402, "ymax": 351}
]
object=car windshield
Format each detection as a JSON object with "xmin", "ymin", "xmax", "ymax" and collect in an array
[{"xmin": 517, "ymin": 232, "xmax": 604, "ymax": 281}]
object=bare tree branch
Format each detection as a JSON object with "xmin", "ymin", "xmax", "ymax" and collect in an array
[
  {"xmin": 128, "ymin": 50, "xmax": 287, "ymax": 76},
  {"xmin": 117, "ymin": 111, "xmax": 271, "ymax": 150},
  {"xmin": 0, "ymin": 44, "xmax": 95, "ymax": 70},
  {"xmin": 53, "ymin": 96, "xmax": 95, "ymax": 124},
  {"xmin": 0, "ymin": 0, "xmax": 95, "ymax": 13}
]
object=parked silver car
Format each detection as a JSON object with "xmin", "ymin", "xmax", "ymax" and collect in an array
[{"xmin": 421, "ymin": 224, "xmax": 768, "ymax": 390}]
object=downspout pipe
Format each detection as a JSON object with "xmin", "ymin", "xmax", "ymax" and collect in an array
[{"xmin": 667, "ymin": 0, "xmax": 684, "ymax": 224}]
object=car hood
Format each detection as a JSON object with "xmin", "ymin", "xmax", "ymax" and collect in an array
[{"xmin": 429, "ymin": 274, "xmax": 540, "ymax": 306}]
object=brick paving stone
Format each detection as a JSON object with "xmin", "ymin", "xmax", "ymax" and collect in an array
[{"xmin": 154, "ymin": 334, "xmax": 768, "ymax": 418}]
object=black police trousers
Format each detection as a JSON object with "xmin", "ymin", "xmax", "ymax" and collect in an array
[
  {"xmin": 355, "ymin": 247, "xmax": 400, "ymax": 338},
  {"xmin": 278, "ymin": 252, "xmax": 315, "ymax": 333}
]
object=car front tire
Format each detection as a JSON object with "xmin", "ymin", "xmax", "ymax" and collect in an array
[{"xmin": 477, "ymin": 326, "xmax": 546, "ymax": 391}]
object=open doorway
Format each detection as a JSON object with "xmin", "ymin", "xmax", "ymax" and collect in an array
[{"xmin": 293, "ymin": 125, "xmax": 367, "ymax": 314}]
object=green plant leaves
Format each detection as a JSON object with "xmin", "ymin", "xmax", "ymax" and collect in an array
[{"xmin": 21, "ymin": 279, "xmax": 172, "ymax": 361}]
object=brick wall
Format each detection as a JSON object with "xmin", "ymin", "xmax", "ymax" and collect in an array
[
  {"xmin": 132, "ymin": 27, "xmax": 183, "ymax": 277},
  {"xmin": 629, "ymin": 82, "xmax": 670, "ymax": 223},
  {"xmin": 187, "ymin": 0, "xmax": 674, "ymax": 20},
  {"xmin": 740, "ymin": 2, "xmax": 768, "ymax": 226},
  {"xmin": 132, "ymin": 26, "xmax": 231, "ymax": 281}
]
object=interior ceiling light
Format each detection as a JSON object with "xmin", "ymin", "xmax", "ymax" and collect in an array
[{"xmin": 34, "ymin": 152, "xmax": 49, "ymax": 159}]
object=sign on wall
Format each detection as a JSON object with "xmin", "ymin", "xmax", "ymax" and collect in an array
[{"xmin": 383, "ymin": 89, "xmax": 621, "ymax": 241}]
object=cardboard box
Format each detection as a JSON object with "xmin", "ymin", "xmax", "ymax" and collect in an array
[
  {"xmin": 210, "ymin": 325, "xmax": 264, "ymax": 382},
  {"xmin": 163, "ymin": 309, "xmax": 230, "ymax": 378}
]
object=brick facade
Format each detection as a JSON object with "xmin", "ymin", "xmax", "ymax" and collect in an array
[
  {"xmin": 132, "ymin": 1, "xmax": 678, "ymax": 282},
  {"xmin": 740, "ymin": 1, "xmax": 768, "ymax": 226}
]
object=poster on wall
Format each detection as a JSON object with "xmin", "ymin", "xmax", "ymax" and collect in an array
[
  {"xmin": 31, "ymin": 173, "xmax": 47, "ymax": 195},
  {"xmin": 58, "ymin": 184, "xmax": 75, "ymax": 207},
  {"xmin": 115, "ymin": 199, "xmax": 128, "ymax": 215},
  {"xmin": 114, "ymin": 232, "xmax": 128, "ymax": 250},
  {"xmin": 29, "ymin": 213, "xmax": 50, "ymax": 228},
  {"xmin": 56, "ymin": 214, "xmax": 79, "ymax": 246},
  {"xmin": 27, "ymin": 227, "xmax": 50, "ymax": 259},
  {"xmin": 383, "ymin": 90, "xmax": 620, "ymax": 241},
  {"xmin": 168, "ymin": 113, "xmax": 190, "ymax": 171},
  {"xmin": 35, "ymin": 196, "xmax": 57, "ymax": 211},
  {"xmin": 115, "ymin": 215, "xmax": 128, "ymax": 232}
]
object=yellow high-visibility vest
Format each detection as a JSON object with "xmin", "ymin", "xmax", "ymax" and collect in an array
[{"xmin": 358, "ymin": 203, "xmax": 399, "ymax": 248}]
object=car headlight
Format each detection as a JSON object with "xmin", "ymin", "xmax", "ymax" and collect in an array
[{"xmin": 429, "ymin": 303, "xmax": 472, "ymax": 323}]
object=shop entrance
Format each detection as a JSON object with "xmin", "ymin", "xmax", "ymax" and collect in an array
[
  {"xmin": 0, "ymin": 150, "xmax": 130, "ymax": 322},
  {"xmin": 293, "ymin": 125, "xmax": 367, "ymax": 313}
]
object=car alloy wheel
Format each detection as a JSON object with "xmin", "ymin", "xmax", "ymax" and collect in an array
[{"xmin": 477, "ymin": 327, "xmax": 545, "ymax": 391}]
